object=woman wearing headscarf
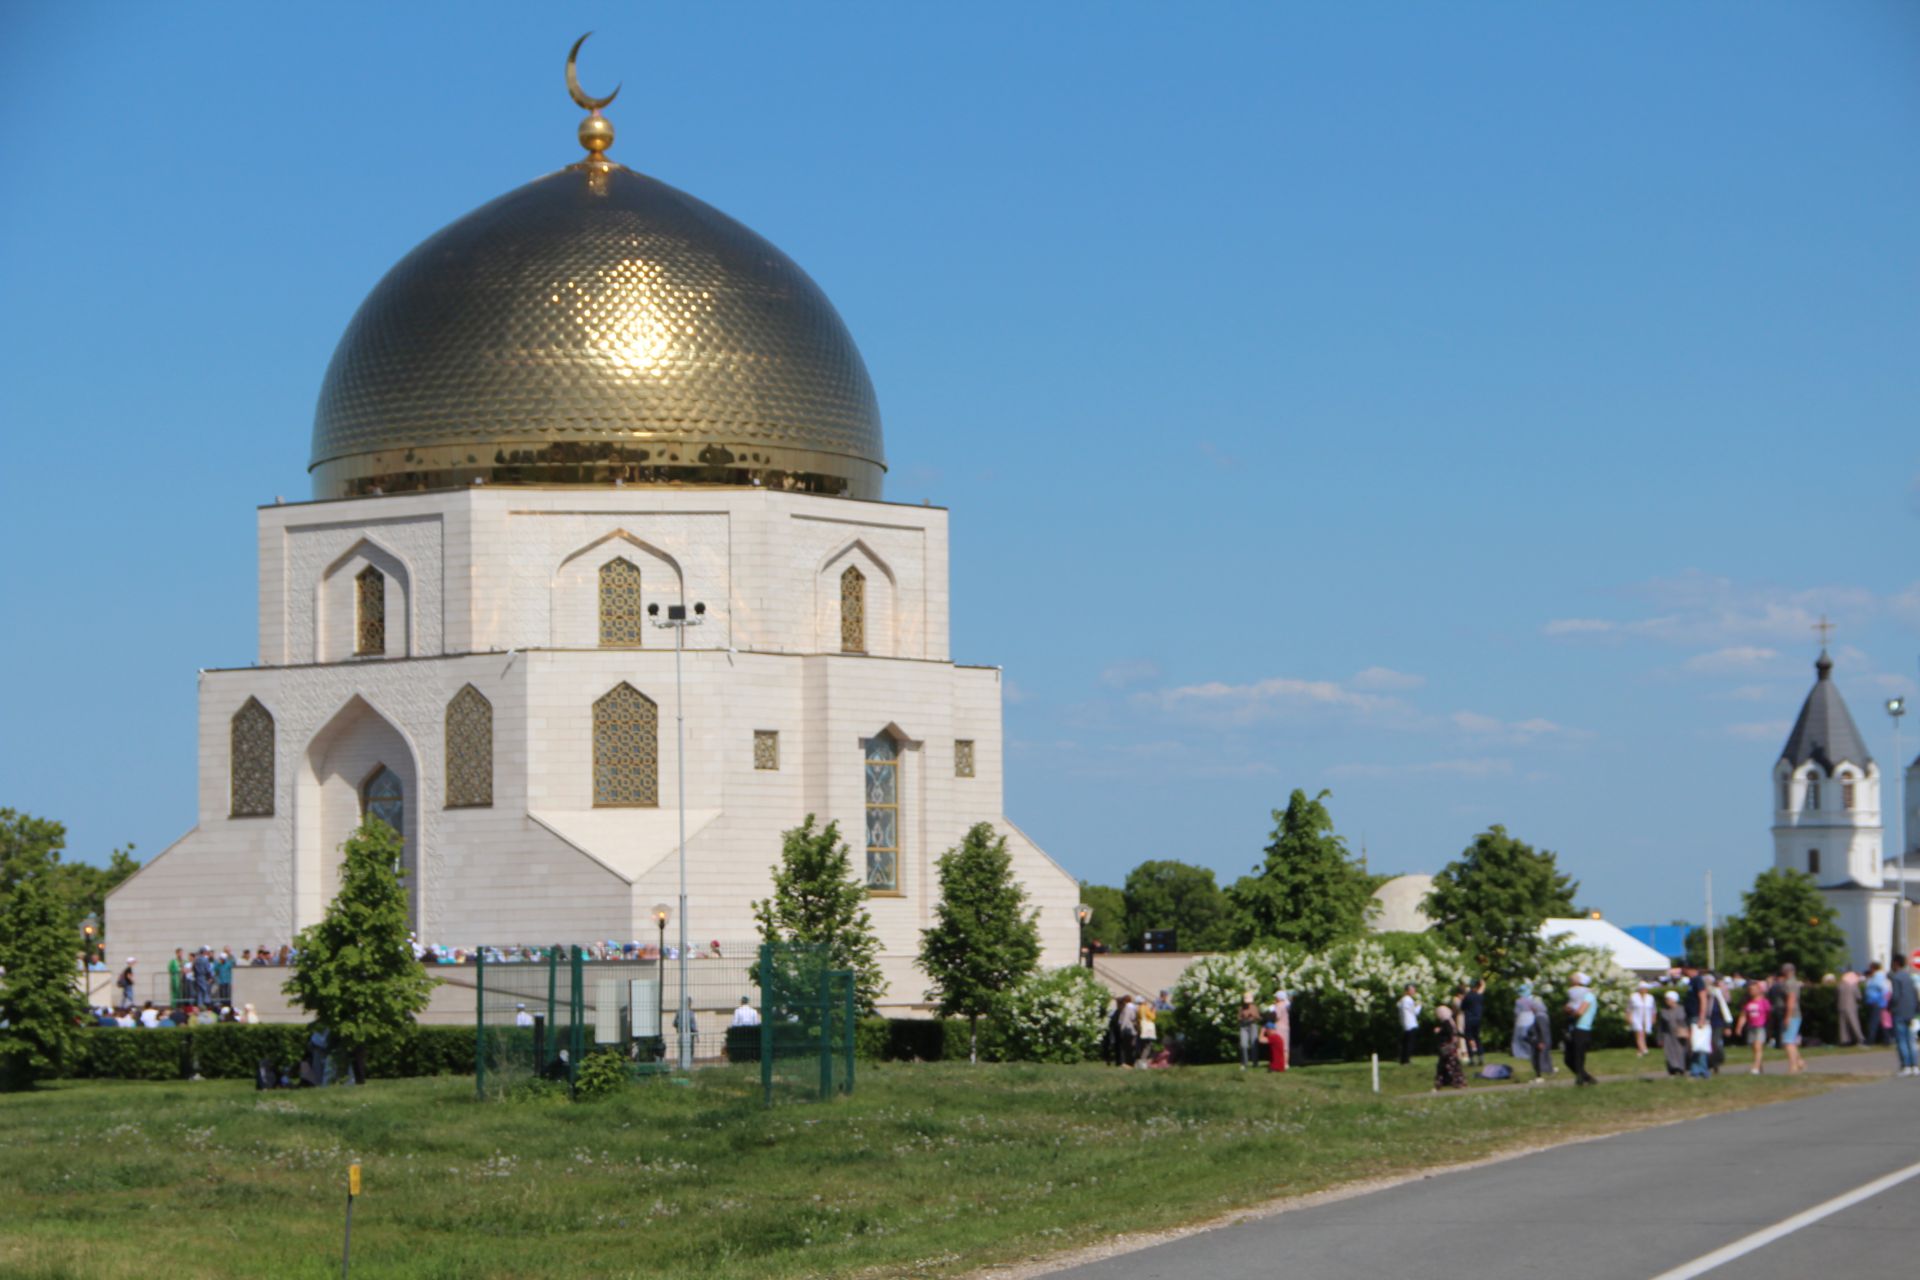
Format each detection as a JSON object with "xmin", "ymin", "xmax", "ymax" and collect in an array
[
  {"xmin": 1433, "ymin": 1005, "xmax": 1467, "ymax": 1090},
  {"xmin": 1512, "ymin": 984, "xmax": 1537, "ymax": 1060},
  {"xmin": 1522, "ymin": 984, "xmax": 1555, "ymax": 1080},
  {"xmin": 1267, "ymin": 990, "xmax": 1291, "ymax": 1072},
  {"xmin": 1657, "ymin": 990, "xmax": 1688, "ymax": 1075}
]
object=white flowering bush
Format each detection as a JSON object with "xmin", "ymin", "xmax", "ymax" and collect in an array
[
  {"xmin": 991, "ymin": 965, "xmax": 1111, "ymax": 1063},
  {"xmin": 1532, "ymin": 937, "xmax": 1638, "ymax": 1047},
  {"xmin": 1174, "ymin": 934, "xmax": 1470, "ymax": 1063}
]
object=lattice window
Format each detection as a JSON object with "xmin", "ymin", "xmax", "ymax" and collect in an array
[
  {"xmin": 355, "ymin": 565, "xmax": 386, "ymax": 656},
  {"xmin": 841, "ymin": 565, "xmax": 866, "ymax": 653},
  {"xmin": 864, "ymin": 733, "xmax": 900, "ymax": 891},
  {"xmin": 594, "ymin": 683, "xmax": 659, "ymax": 807},
  {"xmin": 445, "ymin": 684, "xmax": 494, "ymax": 808},
  {"xmin": 754, "ymin": 730, "xmax": 780, "ymax": 771},
  {"xmin": 955, "ymin": 739, "xmax": 975, "ymax": 779},
  {"xmin": 599, "ymin": 557, "xmax": 644, "ymax": 648},
  {"xmin": 229, "ymin": 697, "xmax": 275, "ymax": 817}
]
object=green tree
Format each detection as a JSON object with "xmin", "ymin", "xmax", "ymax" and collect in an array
[
  {"xmin": 1077, "ymin": 882, "xmax": 1129, "ymax": 954},
  {"xmin": 1124, "ymin": 859, "xmax": 1232, "ymax": 951},
  {"xmin": 1423, "ymin": 826, "xmax": 1578, "ymax": 979},
  {"xmin": 0, "ymin": 872, "xmax": 88, "ymax": 1090},
  {"xmin": 282, "ymin": 819, "xmax": 435, "ymax": 1083},
  {"xmin": 1721, "ymin": 867, "xmax": 1847, "ymax": 978},
  {"xmin": 1227, "ymin": 790, "xmax": 1378, "ymax": 951},
  {"xmin": 752, "ymin": 816, "xmax": 886, "ymax": 1013},
  {"xmin": 0, "ymin": 809, "xmax": 140, "ymax": 952},
  {"xmin": 920, "ymin": 822, "xmax": 1041, "ymax": 1062}
]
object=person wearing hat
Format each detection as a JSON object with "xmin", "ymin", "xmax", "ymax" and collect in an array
[
  {"xmin": 1656, "ymin": 990, "xmax": 1689, "ymax": 1075},
  {"xmin": 1628, "ymin": 981, "xmax": 1656, "ymax": 1057},
  {"xmin": 514, "ymin": 1002, "xmax": 535, "ymax": 1028},
  {"xmin": 1563, "ymin": 972, "xmax": 1598, "ymax": 1086}
]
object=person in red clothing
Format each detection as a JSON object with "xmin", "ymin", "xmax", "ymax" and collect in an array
[{"xmin": 1266, "ymin": 990, "xmax": 1291, "ymax": 1072}]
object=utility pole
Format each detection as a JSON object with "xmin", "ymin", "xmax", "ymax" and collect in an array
[
  {"xmin": 650, "ymin": 600, "xmax": 706, "ymax": 1072},
  {"xmin": 1889, "ymin": 696, "xmax": 1907, "ymax": 965},
  {"xmin": 1704, "ymin": 870, "xmax": 1715, "ymax": 972}
]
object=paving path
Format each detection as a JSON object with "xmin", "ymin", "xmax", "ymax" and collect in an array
[{"xmin": 1046, "ymin": 1067, "xmax": 1920, "ymax": 1280}]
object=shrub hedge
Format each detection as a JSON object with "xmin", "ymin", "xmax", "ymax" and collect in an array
[{"xmin": 64, "ymin": 1025, "xmax": 476, "ymax": 1081}]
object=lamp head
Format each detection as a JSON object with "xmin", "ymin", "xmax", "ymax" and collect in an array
[
  {"xmin": 1074, "ymin": 903, "xmax": 1093, "ymax": 926},
  {"xmin": 1889, "ymin": 696, "xmax": 1906, "ymax": 719},
  {"xmin": 652, "ymin": 903, "xmax": 671, "ymax": 926}
]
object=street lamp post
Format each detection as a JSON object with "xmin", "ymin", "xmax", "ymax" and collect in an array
[
  {"xmin": 649, "ymin": 600, "xmax": 705, "ymax": 1072},
  {"xmin": 1889, "ymin": 697, "xmax": 1907, "ymax": 963},
  {"xmin": 1074, "ymin": 903, "xmax": 1093, "ymax": 969},
  {"xmin": 652, "ymin": 902, "xmax": 671, "ymax": 1060}
]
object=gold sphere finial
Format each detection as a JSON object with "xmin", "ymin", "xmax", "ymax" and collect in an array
[{"xmin": 567, "ymin": 32, "xmax": 621, "ymax": 164}]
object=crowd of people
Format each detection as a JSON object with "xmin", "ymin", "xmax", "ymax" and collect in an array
[{"xmin": 1102, "ymin": 990, "xmax": 1179, "ymax": 1069}]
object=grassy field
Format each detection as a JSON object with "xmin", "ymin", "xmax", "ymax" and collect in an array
[{"xmin": 0, "ymin": 1049, "xmax": 1864, "ymax": 1280}]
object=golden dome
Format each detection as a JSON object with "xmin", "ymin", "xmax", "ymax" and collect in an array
[{"xmin": 309, "ymin": 161, "xmax": 885, "ymax": 499}]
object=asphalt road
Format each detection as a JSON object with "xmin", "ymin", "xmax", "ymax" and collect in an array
[{"xmin": 1047, "ymin": 1059, "xmax": 1920, "ymax": 1280}]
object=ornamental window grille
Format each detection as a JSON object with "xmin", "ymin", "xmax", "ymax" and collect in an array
[
  {"xmin": 229, "ymin": 697, "xmax": 275, "ymax": 817},
  {"xmin": 955, "ymin": 739, "xmax": 975, "ymax": 778},
  {"xmin": 841, "ymin": 565, "xmax": 866, "ymax": 653},
  {"xmin": 594, "ymin": 682, "xmax": 659, "ymax": 807},
  {"xmin": 754, "ymin": 730, "xmax": 780, "ymax": 771},
  {"xmin": 1808, "ymin": 848, "xmax": 1821, "ymax": 876},
  {"xmin": 599, "ymin": 557, "xmax": 644, "ymax": 648},
  {"xmin": 445, "ymin": 684, "xmax": 494, "ymax": 808},
  {"xmin": 363, "ymin": 766, "xmax": 405, "ymax": 839},
  {"xmin": 1806, "ymin": 773, "xmax": 1821, "ymax": 811},
  {"xmin": 864, "ymin": 733, "xmax": 900, "ymax": 892},
  {"xmin": 355, "ymin": 565, "xmax": 386, "ymax": 656},
  {"xmin": 1842, "ymin": 776, "xmax": 1856, "ymax": 809}
]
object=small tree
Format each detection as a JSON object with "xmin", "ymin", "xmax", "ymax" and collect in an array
[
  {"xmin": 1124, "ymin": 859, "xmax": 1233, "ymax": 952},
  {"xmin": 1227, "ymin": 790, "xmax": 1378, "ymax": 951},
  {"xmin": 921, "ymin": 822, "xmax": 1041, "ymax": 1062},
  {"xmin": 1722, "ymin": 868, "xmax": 1847, "ymax": 978},
  {"xmin": 1423, "ymin": 825, "xmax": 1578, "ymax": 979},
  {"xmin": 752, "ymin": 816, "xmax": 886, "ymax": 1013},
  {"xmin": 1077, "ymin": 882, "xmax": 1129, "ymax": 954},
  {"xmin": 0, "ymin": 872, "xmax": 88, "ymax": 1090},
  {"xmin": 282, "ymin": 819, "xmax": 434, "ymax": 1083}
]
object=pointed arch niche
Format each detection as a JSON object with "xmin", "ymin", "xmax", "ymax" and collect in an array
[
  {"xmin": 297, "ymin": 696, "xmax": 421, "ymax": 931},
  {"xmin": 817, "ymin": 540, "xmax": 895, "ymax": 656},
  {"xmin": 318, "ymin": 539, "xmax": 412, "ymax": 662},
  {"xmin": 549, "ymin": 532, "xmax": 683, "ymax": 648},
  {"xmin": 445, "ymin": 684, "xmax": 493, "ymax": 809}
]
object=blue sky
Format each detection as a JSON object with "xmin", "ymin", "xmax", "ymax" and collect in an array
[{"xmin": 3, "ymin": 3, "xmax": 1917, "ymax": 927}]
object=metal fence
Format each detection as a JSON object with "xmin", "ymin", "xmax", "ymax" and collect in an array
[{"xmin": 472, "ymin": 942, "xmax": 854, "ymax": 1103}]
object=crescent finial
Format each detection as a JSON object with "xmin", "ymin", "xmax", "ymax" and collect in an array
[{"xmin": 567, "ymin": 32, "xmax": 621, "ymax": 112}]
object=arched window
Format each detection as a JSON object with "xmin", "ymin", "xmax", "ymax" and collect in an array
[
  {"xmin": 864, "ymin": 732, "xmax": 900, "ymax": 891},
  {"xmin": 599, "ymin": 557, "xmax": 644, "ymax": 648},
  {"xmin": 1778, "ymin": 777, "xmax": 1790, "ymax": 812},
  {"xmin": 841, "ymin": 565, "xmax": 866, "ymax": 653},
  {"xmin": 445, "ymin": 684, "xmax": 493, "ymax": 808},
  {"xmin": 363, "ymin": 766, "xmax": 404, "ymax": 838},
  {"xmin": 229, "ymin": 697, "xmax": 275, "ymax": 817},
  {"xmin": 1841, "ymin": 774, "xmax": 1856, "ymax": 810},
  {"xmin": 1808, "ymin": 848, "xmax": 1821, "ymax": 876},
  {"xmin": 594, "ymin": 683, "xmax": 658, "ymax": 807},
  {"xmin": 1805, "ymin": 772, "xmax": 1821, "ymax": 811},
  {"xmin": 356, "ymin": 565, "xmax": 386, "ymax": 656}
]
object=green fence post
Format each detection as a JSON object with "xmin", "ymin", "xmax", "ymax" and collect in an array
[
  {"xmin": 818, "ymin": 967, "xmax": 832, "ymax": 1102},
  {"xmin": 570, "ymin": 947, "xmax": 585, "ymax": 1096},
  {"xmin": 760, "ymin": 944, "xmax": 774, "ymax": 1107},
  {"xmin": 475, "ymin": 950, "xmax": 487, "ymax": 1100},
  {"xmin": 842, "ymin": 973, "xmax": 855, "ymax": 1095}
]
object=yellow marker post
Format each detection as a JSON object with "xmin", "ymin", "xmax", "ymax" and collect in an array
[{"xmin": 342, "ymin": 1162, "xmax": 361, "ymax": 1277}]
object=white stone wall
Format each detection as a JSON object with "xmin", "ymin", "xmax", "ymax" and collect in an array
[
  {"xmin": 1772, "ymin": 760, "xmax": 1884, "ymax": 887},
  {"xmin": 111, "ymin": 487, "xmax": 1071, "ymax": 1012}
]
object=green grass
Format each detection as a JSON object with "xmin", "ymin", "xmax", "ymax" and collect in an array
[{"xmin": 0, "ymin": 1051, "xmax": 1856, "ymax": 1280}]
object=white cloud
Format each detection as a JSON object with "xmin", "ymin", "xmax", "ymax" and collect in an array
[
  {"xmin": 1328, "ymin": 757, "xmax": 1514, "ymax": 780},
  {"xmin": 1002, "ymin": 678, "xmax": 1030, "ymax": 705},
  {"xmin": 1683, "ymin": 646, "xmax": 1780, "ymax": 674},
  {"xmin": 1139, "ymin": 676, "xmax": 1408, "ymax": 725},
  {"xmin": 1097, "ymin": 659, "xmax": 1162, "ymax": 690},
  {"xmin": 1351, "ymin": 666, "xmax": 1426, "ymax": 691},
  {"xmin": 1544, "ymin": 571, "xmax": 1883, "ymax": 650},
  {"xmin": 1543, "ymin": 618, "xmax": 1616, "ymax": 637},
  {"xmin": 1451, "ymin": 711, "xmax": 1589, "ymax": 744}
]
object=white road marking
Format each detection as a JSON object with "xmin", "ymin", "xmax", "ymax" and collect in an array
[{"xmin": 1647, "ymin": 1157, "xmax": 1920, "ymax": 1280}]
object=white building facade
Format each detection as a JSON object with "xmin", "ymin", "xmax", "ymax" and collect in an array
[
  {"xmin": 1770, "ymin": 650, "xmax": 1901, "ymax": 968},
  {"xmin": 105, "ymin": 81, "xmax": 1079, "ymax": 1006}
]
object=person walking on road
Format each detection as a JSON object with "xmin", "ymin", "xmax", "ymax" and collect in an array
[
  {"xmin": 1864, "ymin": 963, "xmax": 1891, "ymax": 1045},
  {"xmin": 1736, "ymin": 981, "xmax": 1771, "ymax": 1075},
  {"xmin": 1397, "ymin": 985, "xmax": 1422, "ymax": 1066},
  {"xmin": 1889, "ymin": 953, "xmax": 1919, "ymax": 1077},
  {"xmin": 1628, "ymin": 982, "xmax": 1656, "ymax": 1057},
  {"xmin": 1837, "ymin": 965, "xmax": 1864, "ymax": 1047},
  {"xmin": 1432, "ymin": 1005, "xmax": 1467, "ymax": 1090},
  {"xmin": 1564, "ymin": 973, "xmax": 1599, "ymax": 1086},
  {"xmin": 1236, "ymin": 992, "xmax": 1261, "ymax": 1070},
  {"xmin": 1777, "ymin": 963, "xmax": 1806, "ymax": 1074}
]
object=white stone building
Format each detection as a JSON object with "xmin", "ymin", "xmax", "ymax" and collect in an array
[
  {"xmin": 105, "ymin": 79, "xmax": 1079, "ymax": 1007},
  {"xmin": 1770, "ymin": 650, "xmax": 1906, "ymax": 968}
]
